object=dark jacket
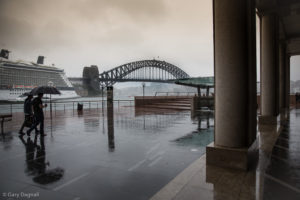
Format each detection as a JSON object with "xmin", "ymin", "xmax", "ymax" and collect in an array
[
  {"xmin": 24, "ymin": 98, "xmax": 33, "ymax": 115},
  {"xmin": 32, "ymin": 97, "xmax": 43, "ymax": 116}
]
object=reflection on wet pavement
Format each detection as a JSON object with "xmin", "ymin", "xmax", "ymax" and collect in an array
[
  {"xmin": 151, "ymin": 109, "xmax": 300, "ymax": 200},
  {"xmin": 263, "ymin": 109, "xmax": 300, "ymax": 200},
  {"xmin": 0, "ymin": 106, "xmax": 214, "ymax": 200}
]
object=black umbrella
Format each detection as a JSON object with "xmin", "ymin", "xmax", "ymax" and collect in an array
[
  {"xmin": 29, "ymin": 86, "xmax": 61, "ymax": 118},
  {"xmin": 19, "ymin": 92, "xmax": 32, "ymax": 97},
  {"xmin": 29, "ymin": 86, "xmax": 61, "ymax": 95}
]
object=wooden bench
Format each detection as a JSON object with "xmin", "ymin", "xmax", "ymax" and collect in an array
[{"xmin": 0, "ymin": 114, "xmax": 12, "ymax": 134}]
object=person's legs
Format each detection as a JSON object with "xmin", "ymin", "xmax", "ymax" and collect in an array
[
  {"xmin": 19, "ymin": 115, "xmax": 26, "ymax": 134},
  {"xmin": 39, "ymin": 115, "xmax": 45, "ymax": 135},
  {"xmin": 19, "ymin": 120, "xmax": 26, "ymax": 134},
  {"xmin": 34, "ymin": 127, "xmax": 39, "ymax": 133},
  {"xmin": 32, "ymin": 116, "xmax": 39, "ymax": 133},
  {"xmin": 27, "ymin": 116, "xmax": 40, "ymax": 136},
  {"xmin": 19, "ymin": 115, "xmax": 29, "ymax": 134}
]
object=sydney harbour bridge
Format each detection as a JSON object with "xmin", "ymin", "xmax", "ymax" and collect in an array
[{"xmin": 69, "ymin": 60, "xmax": 191, "ymax": 93}]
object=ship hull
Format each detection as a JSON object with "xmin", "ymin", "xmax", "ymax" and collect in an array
[{"xmin": 0, "ymin": 89, "xmax": 78, "ymax": 101}]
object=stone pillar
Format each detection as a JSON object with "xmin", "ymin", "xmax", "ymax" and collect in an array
[
  {"xmin": 286, "ymin": 55, "xmax": 290, "ymax": 109},
  {"xmin": 279, "ymin": 43, "xmax": 287, "ymax": 111},
  {"xmin": 259, "ymin": 15, "xmax": 279, "ymax": 124},
  {"xmin": 206, "ymin": 0, "xmax": 257, "ymax": 170}
]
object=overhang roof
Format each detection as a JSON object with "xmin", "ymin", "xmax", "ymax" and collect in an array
[
  {"xmin": 175, "ymin": 77, "xmax": 214, "ymax": 88},
  {"xmin": 256, "ymin": 0, "xmax": 300, "ymax": 56}
]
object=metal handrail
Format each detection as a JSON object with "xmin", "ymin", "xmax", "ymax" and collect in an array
[
  {"xmin": 0, "ymin": 99, "xmax": 135, "ymax": 114},
  {"xmin": 154, "ymin": 92, "xmax": 197, "ymax": 96}
]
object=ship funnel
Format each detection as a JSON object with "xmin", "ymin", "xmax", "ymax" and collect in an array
[
  {"xmin": 37, "ymin": 56, "xmax": 44, "ymax": 64},
  {"xmin": 0, "ymin": 49, "xmax": 10, "ymax": 59}
]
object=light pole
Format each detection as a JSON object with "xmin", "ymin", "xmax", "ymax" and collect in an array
[
  {"xmin": 142, "ymin": 82, "xmax": 145, "ymax": 98},
  {"xmin": 48, "ymin": 81, "xmax": 54, "ymax": 118}
]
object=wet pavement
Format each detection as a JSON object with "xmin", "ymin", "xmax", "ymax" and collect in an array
[
  {"xmin": 0, "ymin": 106, "xmax": 214, "ymax": 200},
  {"xmin": 151, "ymin": 109, "xmax": 300, "ymax": 200},
  {"xmin": 263, "ymin": 109, "xmax": 300, "ymax": 200}
]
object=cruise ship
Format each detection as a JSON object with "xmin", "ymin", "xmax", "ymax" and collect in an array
[{"xmin": 0, "ymin": 49, "xmax": 78, "ymax": 101}]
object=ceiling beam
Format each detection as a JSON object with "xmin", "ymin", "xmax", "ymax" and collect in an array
[{"xmin": 257, "ymin": 1, "xmax": 300, "ymax": 16}]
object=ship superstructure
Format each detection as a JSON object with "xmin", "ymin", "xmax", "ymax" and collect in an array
[{"xmin": 0, "ymin": 49, "xmax": 78, "ymax": 101}]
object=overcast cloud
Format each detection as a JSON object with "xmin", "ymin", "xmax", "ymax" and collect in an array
[
  {"xmin": 0, "ymin": 0, "xmax": 299, "ymax": 80},
  {"xmin": 0, "ymin": 0, "xmax": 214, "ymax": 77}
]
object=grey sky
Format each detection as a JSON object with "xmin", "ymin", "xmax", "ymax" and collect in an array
[
  {"xmin": 0, "ymin": 0, "xmax": 213, "ymax": 77},
  {"xmin": 0, "ymin": 0, "xmax": 299, "ymax": 80},
  {"xmin": 291, "ymin": 56, "xmax": 300, "ymax": 81}
]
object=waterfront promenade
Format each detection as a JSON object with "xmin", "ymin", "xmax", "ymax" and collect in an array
[
  {"xmin": 1, "ymin": 103, "xmax": 299, "ymax": 200},
  {"xmin": 0, "ymin": 106, "xmax": 213, "ymax": 200},
  {"xmin": 151, "ymin": 109, "xmax": 300, "ymax": 200}
]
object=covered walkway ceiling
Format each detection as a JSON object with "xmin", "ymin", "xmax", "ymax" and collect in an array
[{"xmin": 256, "ymin": 0, "xmax": 300, "ymax": 55}]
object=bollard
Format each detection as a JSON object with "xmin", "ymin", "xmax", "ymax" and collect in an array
[
  {"xmin": 89, "ymin": 102, "xmax": 91, "ymax": 110},
  {"xmin": 10, "ymin": 104, "xmax": 12, "ymax": 115},
  {"xmin": 77, "ymin": 103, "xmax": 83, "ymax": 111},
  {"xmin": 64, "ymin": 104, "xmax": 65, "ymax": 112}
]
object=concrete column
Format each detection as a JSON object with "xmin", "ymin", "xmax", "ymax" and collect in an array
[
  {"xmin": 206, "ymin": 0, "xmax": 257, "ymax": 170},
  {"xmin": 279, "ymin": 44, "xmax": 287, "ymax": 110},
  {"xmin": 260, "ymin": 15, "xmax": 279, "ymax": 123},
  {"xmin": 286, "ymin": 55, "xmax": 290, "ymax": 109}
]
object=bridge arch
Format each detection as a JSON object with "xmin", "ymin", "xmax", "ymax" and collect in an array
[{"xmin": 99, "ymin": 60, "xmax": 190, "ymax": 86}]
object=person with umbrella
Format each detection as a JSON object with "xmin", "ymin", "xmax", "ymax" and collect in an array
[
  {"xmin": 27, "ymin": 93, "xmax": 47, "ymax": 136},
  {"xmin": 29, "ymin": 85, "xmax": 61, "ymax": 119},
  {"xmin": 19, "ymin": 94, "xmax": 38, "ymax": 135}
]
